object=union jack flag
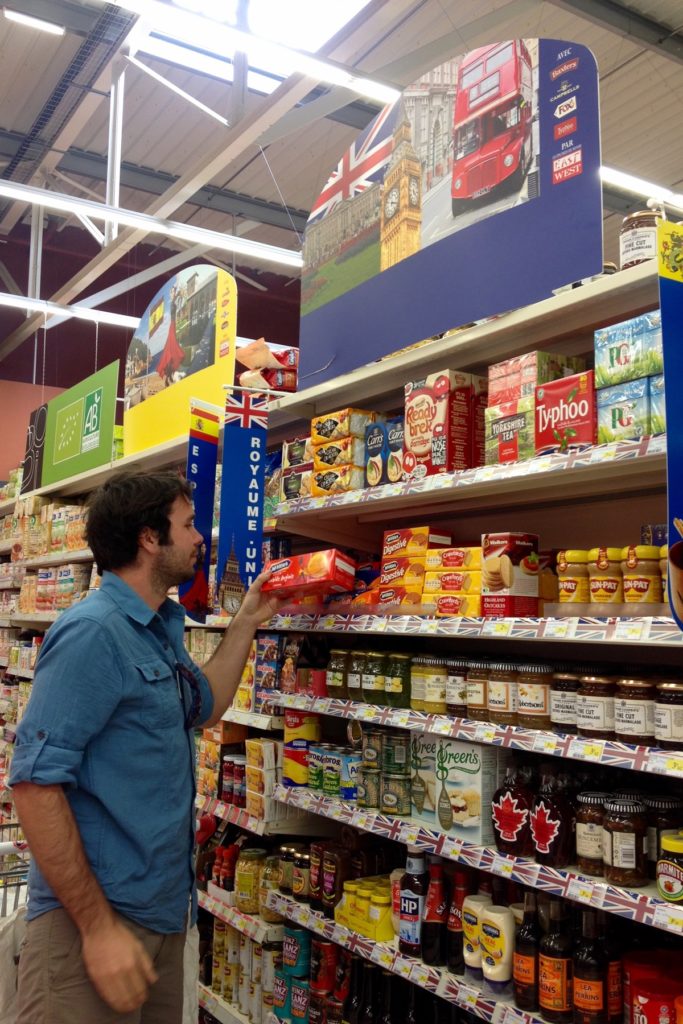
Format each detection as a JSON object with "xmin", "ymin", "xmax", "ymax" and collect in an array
[
  {"xmin": 308, "ymin": 101, "xmax": 400, "ymax": 223},
  {"xmin": 371, "ymin": 815, "xmax": 405, "ymax": 843},
  {"xmin": 224, "ymin": 391, "xmax": 269, "ymax": 430}
]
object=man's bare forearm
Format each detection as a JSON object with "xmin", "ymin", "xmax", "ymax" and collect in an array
[{"xmin": 13, "ymin": 782, "xmax": 115, "ymax": 936}]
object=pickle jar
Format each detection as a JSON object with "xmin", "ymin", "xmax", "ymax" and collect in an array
[
  {"xmin": 385, "ymin": 652, "xmax": 411, "ymax": 709},
  {"xmin": 259, "ymin": 855, "xmax": 285, "ymax": 922},
  {"xmin": 550, "ymin": 672, "xmax": 581, "ymax": 735},
  {"xmin": 602, "ymin": 799, "xmax": 648, "ymax": 887},
  {"xmin": 423, "ymin": 657, "xmax": 448, "ymax": 715},
  {"xmin": 346, "ymin": 650, "xmax": 365, "ymax": 701},
  {"xmin": 466, "ymin": 660, "xmax": 489, "ymax": 722},
  {"xmin": 621, "ymin": 545, "xmax": 663, "ymax": 604},
  {"xmin": 361, "ymin": 651, "xmax": 386, "ymax": 705},
  {"xmin": 654, "ymin": 680, "xmax": 683, "ymax": 750},
  {"xmin": 326, "ymin": 649, "xmax": 349, "ymax": 700},
  {"xmin": 235, "ymin": 848, "xmax": 267, "ymax": 913},
  {"xmin": 614, "ymin": 678, "xmax": 656, "ymax": 744},
  {"xmin": 517, "ymin": 663, "xmax": 553, "ymax": 730},
  {"xmin": 576, "ymin": 675, "xmax": 616, "ymax": 740},
  {"xmin": 445, "ymin": 658, "xmax": 469, "ymax": 717},
  {"xmin": 576, "ymin": 792, "xmax": 609, "ymax": 877},
  {"xmin": 410, "ymin": 656, "xmax": 427, "ymax": 712},
  {"xmin": 487, "ymin": 662, "xmax": 519, "ymax": 726},
  {"xmin": 588, "ymin": 548, "xmax": 623, "ymax": 605},
  {"xmin": 557, "ymin": 550, "xmax": 590, "ymax": 604}
]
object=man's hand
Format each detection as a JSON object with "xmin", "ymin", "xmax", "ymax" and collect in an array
[
  {"xmin": 81, "ymin": 917, "xmax": 158, "ymax": 1013},
  {"xmin": 236, "ymin": 570, "xmax": 286, "ymax": 627}
]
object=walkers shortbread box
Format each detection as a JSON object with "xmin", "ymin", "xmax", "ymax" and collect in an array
[{"xmin": 481, "ymin": 531, "xmax": 539, "ymax": 616}]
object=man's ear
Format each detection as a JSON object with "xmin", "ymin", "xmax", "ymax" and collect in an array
[{"xmin": 138, "ymin": 526, "xmax": 159, "ymax": 555}]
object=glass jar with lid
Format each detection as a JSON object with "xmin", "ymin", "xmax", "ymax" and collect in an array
[
  {"xmin": 446, "ymin": 658, "xmax": 469, "ymax": 717},
  {"xmin": 644, "ymin": 795, "xmax": 683, "ymax": 879},
  {"xmin": 576, "ymin": 676, "xmax": 616, "ymax": 740},
  {"xmin": 487, "ymin": 662, "xmax": 519, "ymax": 726},
  {"xmin": 361, "ymin": 651, "xmax": 386, "ymax": 705},
  {"xmin": 619, "ymin": 209, "xmax": 662, "ymax": 270},
  {"xmin": 423, "ymin": 657, "xmax": 448, "ymax": 715},
  {"xmin": 326, "ymin": 649, "xmax": 349, "ymax": 700},
  {"xmin": 279, "ymin": 843, "xmax": 304, "ymax": 895},
  {"xmin": 550, "ymin": 672, "xmax": 581, "ymax": 734},
  {"xmin": 654, "ymin": 681, "xmax": 683, "ymax": 750},
  {"xmin": 346, "ymin": 650, "xmax": 365, "ymax": 701},
  {"xmin": 292, "ymin": 852, "xmax": 311, "ymax": 903},
  {"xmin": 621, "ymin": 545, "xmax": 663, "ymax": 604},
  {"xmin": 410, "ymin": 656, "xmax": 427, "ymax": 712},
  {"xmin": 385, "ymin": 652, "xmax": 411, "ymax": 709},
  {"xmin": 576, "ymin": 792, "xmax": 609, "ymax": 876},
  {"xmin": 557, "ymin": 550, "xmax": 590, "ymax": 604},
  {"xmin": 661, "ymin": 545, "xmax": 669, "ymax": 604},
  {"xmin": 588, "ymin": 548, "xmax": 623, "ymax": 604},
  {"xmin": 602, "ymin": 799, "xmax": 648, "ymax": 887},
  {"xmin": 259, "ymin": 855, "xmax": 285, "ymax": 922},
  {"xmin": 517, "ymin": 663, "xmax": 553, "ymax": 730},
  {"xmin": 614, "ymin": 678, "xmax": 655, "ymax": 744},
  {"xmin": 235, "ymin": 848, "xmax": 267, "ymax": 913},
  {"xmin": 466, "ymin": 661, "xmax": 489, "ymax": 722}
]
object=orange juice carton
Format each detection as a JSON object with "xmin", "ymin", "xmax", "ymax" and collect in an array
[
  {"xmin": 311, "ymin": 465, "xmax": 365, "ymax": 497},
  {"xmin": 432, "ymin": 593, "xmax": 482, "ymax": 616},
  {"xmin": 379, "ymin": 556, "xmax": 427, "ymax": 588},
  {"xmin": 313, "ymin": 436, "xmax": 366, "ymax": 471},
  {"xmin": 481, "ymin": 532, "xmax": 539, "ymax": 616},
  {"xmin": 425, "ymin": 547, "xmax": 482, "ymax": 571},
  {"xmin": 262, "ymin": 549, "xmax": 356, "ymax": 596},
  {"xmin": 403, "ymin": 369, "xmax": 475, "ymax": 479},
  {"xmin": 535, "ymin": 370, "xmax": 596, "ymax": 455},
  {"xmin": 422, "ymin": 571, "xmax": 482, "ymax": 594},
  {"xmin": 311, "ymin": 408, "xmax": 376, "ymax": 444},
  {"xmin": 382, "ymin": 526, "xmax": 452, "ymax": 559}
]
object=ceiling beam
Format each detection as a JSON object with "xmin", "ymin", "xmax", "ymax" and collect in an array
[
  {"xmin": 547, "ymin": 0, "xmax": 683, "ymax": 65},
  {"xmin": 4, "ymin": 0, "xmax": 109, "ymax": 38}
]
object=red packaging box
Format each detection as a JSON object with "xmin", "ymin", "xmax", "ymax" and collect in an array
[
  {"xmin": 262, "ymin": 549, "xmax": 356, "ymax": 596},
  {"xmin": 403, "ymin": 369, "xmax": 475, "ymax": 480},
  {"xmin": 481, "ymin": 532, "xmax": 539, "ymax": 617},
  {"xmin": 535, "ymin": 370, "xmax": 597, "ymax": 455},
  {"xmin": 471, "ymin": 374, "xmax": 488, "ymax": 469},
  {"xmin": 382, "ymin": 527, "xmax": 452, "ymax": 559},
  {"xmin": 379, "ymin": 556, "xmax": 427, "ymax": 588}
]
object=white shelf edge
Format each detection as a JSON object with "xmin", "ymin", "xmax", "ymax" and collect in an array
[{"xmin": 198, "ymin": 983, "xmax": 248, "ymax": 1024}]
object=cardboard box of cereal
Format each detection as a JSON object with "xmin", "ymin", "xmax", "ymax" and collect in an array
[{"xmin": 403, "ymin": 369, "xmax": 474, "ymax": 480}]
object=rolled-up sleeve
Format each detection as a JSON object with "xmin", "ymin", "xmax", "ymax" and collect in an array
[{"xmin": 9, "ymin": 616, "xmax": 123, "ymax": 789}]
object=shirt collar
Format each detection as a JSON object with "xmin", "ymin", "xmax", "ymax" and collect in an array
[{"xmin": 100, "ymin": 571, "xmax": 185, "ymax": 629}]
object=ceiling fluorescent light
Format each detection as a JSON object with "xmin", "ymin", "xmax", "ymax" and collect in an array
[
  {"xmin": 3, "ymin": 8, "xmax": 65, "ymax": 34},
  {"xmin": 600, "ymin": 166, "xmax": 683, "ymax": 214},
  {"xmin": 0, "ymin": 290, "xmax": 139, "ymax": 328},
  {"xmin": 0, "ymin": 180, "xmax": 303, "ymax": 269},
  {"xmin": 138, "ymin": 34, "xmax": 281, "ymax": 94}
]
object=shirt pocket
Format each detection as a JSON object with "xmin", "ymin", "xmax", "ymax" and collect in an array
[{"xmin": 136, "ymin": 659, "xmax": 181, "ymax": 729}]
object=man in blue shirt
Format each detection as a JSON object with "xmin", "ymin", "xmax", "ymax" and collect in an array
[{"xmin": 10, "ymin": 470, "xmax": 282, "ymax": 1022}]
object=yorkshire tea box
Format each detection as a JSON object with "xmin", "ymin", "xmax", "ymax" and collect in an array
[
  {"xmin": 594, "ymin": 310, "xmax": 663, "ymax": 389},
  {"xmin": 484, "ymin": 397, "xmax": 535, "ymax": 465},
  {"xmin": 597, "ymin": 379, "xmax": 649, "ymax": 444},
  {"xmin": 649, "ymin": 374, "xmax": 666, "ymax": 435},
  {"xmin": 410, "ymin": 733, "xmax": 500, "ymax": 845}
]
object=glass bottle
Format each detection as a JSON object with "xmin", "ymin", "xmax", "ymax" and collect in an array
[
  {"xmin": 411, "ymin": 656, "xmax": 427, "ymax": 712},
  {"xmin": 326, "ymin": 649, "xmax": 349, "ymax": 700},
  {"xmin": 573, "ymin": 910, "xmax": 607, "ymax": 1024},
  {"xmin": 514, "ymin": 891, "xmax": 540, "ymax": 1012},
  {"xmin": 492, "ymin": 765, "xmax": 534, "ymax": 857},
  {"xmin": 599, "ymin": 914, "xmax": 622, "ymax": 1024},
  {"xmin": 378, "ymin": 970, "xmax": 394, "ymax": 1024},
  {"xmin": 358, "ymin": 963, "xmax": 378, "ymax": 1024},
  {"xmin": 405, "ymin": 983, "xmax": 418, "ymax": 1024},
  {"xmin": 446, "ymin": 869, "xmax": 471, "ymax": 975},
  {"xmin": 343, "ymin": 956, "xmax": 363, "ymax": 1024},
  {"xmin": 398, "ymin": 847, "xmax": 427, "ymax": 957},
  {"xmin": 361, "ymin": 651, "xmax": 387, "ymax": 705},
  {"xmin": 422, "ymin": 856, "xmax": 447, "ymax": 966},
  {"xmin": 539, "ymin": 899, "xmax": 573, "ymax": 1024},
  {"xmin": 531, "ymin": 766, "xmax": 575, "ymax": 869}
]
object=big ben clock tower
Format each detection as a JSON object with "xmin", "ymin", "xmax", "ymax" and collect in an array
[{"xmin": 380, "ymin": 109, "xmax": 422, "ymax": 272}]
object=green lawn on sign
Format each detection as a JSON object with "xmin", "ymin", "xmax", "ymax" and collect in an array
[{"xmin": 302, "ymin": 241, "xmax": 380, "ymax": 317}]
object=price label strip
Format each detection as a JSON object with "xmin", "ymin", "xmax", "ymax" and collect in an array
[
  {"xmin": 532, "ymin": 733, "xmax": 558, "ymax": 755},
  {"xmin": 481, "ymin": 620, "xmax": 513, "ymax": 637},
  {"xmin": 370, "ymin": 945, "xmax": 396, "ymax": 969},
  {"xmin": 492, "ymin": 853, "xmax": 515, "ymax": 878},
  {"xmin": 542, "ymin": 619, "xmax": 577, "ymax": 640},
  {"xmin": 614, "ymin": 619, "xmax": 648, "ymax": 642},
  {"xmin": 653, "ymin": 902, "xmax": 683, "ymax": 934},
  {"xmin": 566, "ymin": 877, "xmax": 595, "ymax": 905}
]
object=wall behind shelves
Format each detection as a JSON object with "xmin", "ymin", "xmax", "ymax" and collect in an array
[{"xmin": 0, "ymin": 380, "xmax": 63, "ymax": 479}]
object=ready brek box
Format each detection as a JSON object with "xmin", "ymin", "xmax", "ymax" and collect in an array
[
  {"xmin": 535, "ymin": 370, "xmax": 597, "ymax": 455},
  {"xmin": 410, "ymin": 732, "xmax": 500, "ymax": 845},
  {"xmin": 261, "ymin": 549, "xmax": 356, "ymax": 596},
  {"xmin": 481, "ymin": 532, "xmax": 539, "ymax": 616},
  {"xmin": 403, "ymin": 369, "xmax": 477, "ymax": 479}
]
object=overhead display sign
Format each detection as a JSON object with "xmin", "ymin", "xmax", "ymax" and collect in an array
[
  {"xmin": 123, "ymin": 265, "xmax": 237, "ymax": 456},
  {"xmin": 298, "ymin": 39, "xmax": 603, "ymax": 386}
]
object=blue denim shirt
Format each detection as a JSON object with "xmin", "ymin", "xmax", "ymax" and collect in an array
[{"xmin": 9, "ymin": 572, "xmax": 214, "ymax": 933}]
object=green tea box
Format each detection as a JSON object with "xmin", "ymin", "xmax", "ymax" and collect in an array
[
  {"xmin": 594, "ymin": 310, "xmax": 663, "ymax": 388},
  {"xmin": 597, "ymin": 379, "xmax": 649, "ymax": 444},
  {"xmin": 649, "ymin": 374, "xmax": 666, "ymax": 435},
  {"xmin": 484, "ymin": 396, "xmax": 535, "ymax": 465}
]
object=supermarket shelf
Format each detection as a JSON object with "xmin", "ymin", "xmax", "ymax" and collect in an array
[
  {"xmin": 0, "ymin": 618, "xmax": 10, "ymax": 628},
  {"xmin": 10, "ymin": 613, "xmax": 58, "ymax": 628},
  {"xmin": 265, "ymin": 890, "xmax": 542, "ymax": 1023},
  {"xmin": 273, "ymin": 693, "xmax": 683, "ymax": 777},
  {"xmin": 17, "ymin": 548, "xmax": 93, "ymax": 569},
  {"xmin": 0, "ymin": 657, "xmax": 7, "ymax": 667},
  {"xmin": 198, "ymin": 890, "xmax": 284, "ymax": 943},
  {"xmin": 0, "ymin": 497, "xmax": 17, "ymax": 516},
  {"xmin": 4, "ymin": 665, "xmax": 33, "ymax": 679},
  {"xmin": 0, "ymin": 580, "xmax": 20, "ymax": 591},
  {"xmin": 273, "ymin": 785, "xmax": 683, "ymax": 938},
  {"xmin": 0, "ymin": 540, "xmax": 12, "ymax": 555},
  {"xmin": 194, "ymin": 794, "xmax": 329, "ymax": 837},
  {"xmin": 267, "ymin": 611, "xmax": 683, "ymax": 648},
  {"xmin": 185, "ymin": 615, "xmax": 231, "ymax": 630},
  {"xmin": 198, "ymin": 984, "xmax": 248, "ymax": 1024},
  {"xmin": 222, "ymin": 707, "xmax": 283, "ymax": 730}
]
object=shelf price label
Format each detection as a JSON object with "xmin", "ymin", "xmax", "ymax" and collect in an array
[
  {"xmin": 356, "ymin": 705, "xmax": 380, "ymax": 722},
  {"xmin": 653, "ymin": 903, "xmax": 683, "ymax": 934},
  {"xmin": 402, "ymin": 826, "xmax": 420, "ymax": 844},
  {"xmin": 419, "ymin": 618, "xmax": 441, "ymax": 635},
  {"xmin": 567, "ymin": 877, "xmax": 595, "ymax": 904},
  {"xmin": 649, "ymin": 755, "xmax": 683, "ymax": 777},
  {"xmin": 542, "ymin": 619, "xmax": 576, "ymax": 639},
  {"xmin": 410, "ymin": 964, "xmax": 434, "ymax": 987},
  {"xmin": 533, "ymin": 733, "xmax": 558, "ymax": 755},
  {"xmin": 371, "ymin": 946, "xmax": 396, "ymax": 969},
  {"xmin": 317, "ymin": 615, "xmax": 338, "ymax": 631},
  {"xmin": 614, "ymin": 620, "xmax": 648, "ymax": 642},
  {"xmin": 455, "ymin": 984, "xmax": 479, "ymax": 1009},
  {"xmin": 492, "ymin": 854, "xmax": 515, "ymax": 878},
  {"xmin": 482, "ymin": 619, "xmax": 513, "ymax": 637},
  {"xmin": 441, "ymin": 837, "xmax": 464, "ymax": 859},
  {"xmin": 475, "ymin": 723, "xmax": 497, "ymax": 743},
  {"xmin": 569, "ymin": 738, "xmax": 605, "ymax": 762},
  {"xmin": 394, "ymin": 957, "xmax": 414, "ymax": 979}
]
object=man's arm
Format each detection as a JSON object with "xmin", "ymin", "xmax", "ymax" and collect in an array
[
  {"xmin": 13, "ymin": 782, "xmax": 157, "ymax": 1013},
  {"xmin": 201, "ymin": 570, "xmax": 283, "ymax": 725}
]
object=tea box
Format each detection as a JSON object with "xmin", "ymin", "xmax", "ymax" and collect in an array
[
  {"xmin": 484, "ymin": 397, "xmax": 535, "ymax": 465},
  {"xmin": 481, "ymin": 531, "xmax": 539, "ymax": 616},
  {"xmin": 403, "ymin": 369, "xmax": 477, "ymax": 480},
  {"xmin": 594, "ymin": 310, "xmax": 663, "ymax": 388},
  {"xmin": 597, "ymin": 379, "xmax": 649, "ymax": 444},
  {"xmin": 488, "ymin": 351, "xmax": 585, "ymax": 406},
  {"xmin": 535, "ymin": 370, "xmax": 597, "ymax": 455},
  {"xmin": 311, "ymin": 408, "xmax": 375, "ymax": 445},
  {"xmin": 261, "ymin": 549, "xmax": 356, "ymax": 596},
  {"xmin": 649, "ymin": 373, "xmax": 666, "ymax": 435},
  {"xmin": 364, "ymin": 417, "xmax": 404, "ymax": 487},
  {"xmin": 382, "ymin": 527, "xmax": 452, "ymax": 559},
  {"xmin": 282, "ymin": 437, "xmax": 313, "ymax": 469}
]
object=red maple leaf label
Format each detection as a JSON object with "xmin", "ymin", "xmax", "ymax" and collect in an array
[
  {"xmin": 530, "ymin": 800, "xmax": 561, "ymax": 854},
  {"xmin": 492, "ymin": 792, "xmax": 529, "ymax": 843}
]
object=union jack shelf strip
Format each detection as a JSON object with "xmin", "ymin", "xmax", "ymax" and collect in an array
[
  {"xmin": 265, "ymin": 890, "xmax": 544, "ymax": 1023},
  {"xmin": 273, "ymin": 785, "xmax": 683, "ymax": 938},
  {"xmin": 197, "ymin": 984, "xmax": 239, "ymax": 1024},
  {"xmin": 197, "ymin": 891, "xmax": 284, "ymax": 945},
  {"xmin": 272, "ymin": 694, "xmax": 683, "ymax": 779},
  {"xmin": 195, "ymin": 795, "xmax": 266, "ymax": 837}
]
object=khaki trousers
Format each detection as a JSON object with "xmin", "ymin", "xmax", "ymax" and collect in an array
[{"xmin": 17, "ymin": 908, "xmax": 185, "ymax": 1024}]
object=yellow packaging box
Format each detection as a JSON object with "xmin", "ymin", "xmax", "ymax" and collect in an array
[
  {"xmin": 425, "ymin": 547, "xmax": 482, "ymax": 570},
  {"xmin": 432, "ymin": 593, "xmax": 482, "ymax": 617},
  {"xmin": 423, "ymin": 571, "xmax": 482, "ymax": 594}
]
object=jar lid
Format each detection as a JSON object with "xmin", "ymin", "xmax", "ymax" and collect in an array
[
  {"xmin": 370, "ymin": 894, "xmax": 391, "ymax": 903},
  {"xmin": 446, "ymin": 658, "xmax": 469, "ymax": 668},
  {"xmin": 343, "ymin": 880, "xmax": 359, "ymax": 891},
  {"xmin": 616, "ymin": 678, "xmax": 655, "ymax": 690},
  {"xmin": 294, "ymin": 853, "xmax": 311, "ymax": 863},
  {"xmin": 661, "ymin": 545, "xmax": 668, "ymax": 557},
  {"xmin": 604, "ymin": 799, "xmax": 647, "ymax": 814},
  {"xmin": 365, "ymin": 650, "xmax": 386, "ymax": 658},
  {"xmin": 389, "ymin": 652, "xmax": 412, "ymax": 661},
  {"xmin": 657, "ymin": 681, "xmax": 683, "ymax": 693},
  {"xmin": 330, "ymin": 648, "xmax": 348, "ymax": 655},
  {"xmin": 552, "ymin": 672, "xmax": 582, "ymax": 682},
  {"xmin": 580, "ymin": 675, "xmax": 615, "ymax": 686},
  {"xmin": 661, "ymin": 834, "xmax": 683, "ymax": 854},
  {"xmin": 577, "ymin": 791, "xmax": 610, "ymax": 806},
  {"xmin": 558, "ymin": 549, "xmax": 589, "ymax": 564},
  {"xmin": 467, "ymin": 660, "xmax": 489, "ymax": 670},
  {"xmin": 588, "ymin": 547, "xmax": 622, "ymax": 564},
  {"xmin": 644, "ymin": 795, "xmax": 683, "ymax": 811},
  {"xmin": 490, "ymin": 662, "xmax": 518, "ymax": 673},
  {"xmin": 621, "ymin": 544, "xmax": 660, "ymax": 562},
  {"xmin": 622, "ymin": 210, "xmax": 661, "ymax": 224},
  {"xmin": 241, "ymin": 848, "xmax": 267, "ymax": 859},
  {"xmin": 518, "ymin": 663, "xmax": 554, "ymax": 674}
]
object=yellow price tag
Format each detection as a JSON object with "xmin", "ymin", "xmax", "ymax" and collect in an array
[
  {"xmin": 493, "ymin": 855, "xmax": 514, "ymax": 877},
  {"xmin": 403, "ymin": 827, "xmax": 419, "ymax": 844},
  {"xmin": 583, "ymin": 742, "xmax": 604, "ymax": 760},
  {"xmin": 666, "ymin": 758, "xmax": 683, "ymax": 775}
]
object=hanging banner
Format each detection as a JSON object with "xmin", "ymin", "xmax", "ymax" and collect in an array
[
  {"xmin": 659, "ymin": 222, "xmax": 683, "ymax": 629},
  {"xmin": 20, "ymin": 402, "xmax": 48, "ymax": 494},
  {"xmin": 215, "ymin": 391, "xmax": 269, "ymax": 616},
  {"xmin": 179, "ymin": 399, "xmax": 220, "ymax": 622}
]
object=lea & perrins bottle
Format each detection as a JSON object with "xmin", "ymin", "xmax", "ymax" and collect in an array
[
  {"xmin": 399, "ymin": 847, "xmax": 427, "ymax": 958},
  {"xmin": 572, "ymin": 910, "xmax": 607, "ymax": 1024},
  {"xmin": 539, "ymin": 899, "xmax": 573, "ymax": 1023},
  {"xmin": 446, "ymin": 869, "xmax": 471, "ymax": 974},
  {"xmin": 514, "ymin": 891, "xmax": 540, "ymax": 1011}
]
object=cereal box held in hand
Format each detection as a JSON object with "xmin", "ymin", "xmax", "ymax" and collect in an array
[
  {"xmin": 261, "ymin": 549, "xmax": 356, "ymax": 596},
  {"xmin": 535, "ymin": 370, "xmax": 596, "ymax": 455},
  {"xmin": 481, "ymin": 532, "xmax": 539, "ymax": 616}
]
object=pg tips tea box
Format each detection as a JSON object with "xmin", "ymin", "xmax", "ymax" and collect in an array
[
  {"xmin": 481, "ymin": 532, "xmax": 539, "ymax": 616},
  {"xmin": 410, "ymin": 733, "xmax": 499, "ymax": 845},
  {"xmin": 403, "ymin": 369, "xmax": 474, "ymax": 480}
]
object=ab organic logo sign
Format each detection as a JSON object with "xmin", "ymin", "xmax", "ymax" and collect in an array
[{"xmin": 53, "ymin": 386, "xmax": 103, "ymax": 464}]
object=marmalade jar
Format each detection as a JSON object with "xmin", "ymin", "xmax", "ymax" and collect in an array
[
  {"xmin": 576, "ymin": 792, "xmax": 609, "ymax": 877},
  {"xmin": 550, "ymin": 672, "xmax": 580, "ymax": 734},
  {"xmin": 621, "ymin": 545, "xmax": 662, "ymax": 604},
  {"xmin": 410, "ymin": 656, "xmax": 427, "ymax": 712},
  {"xmin": 576, "ymin": 676, "xmax": 616, "ymax": 740},
  {"xmin": 619, "ymin": 209, "xmax": 661, "ymax": 270},
  {"xmin": 588, "ymin": 548, "xmax": 623, "ymax": 604},
  {"xmin": 346, "ymin": 650, "xmax": 365, "ymax": 701},
  {"xmin": 466, "ymin": 661, "xmax": 489, "ymax": 722},
  {"xmin": 423, "ymin": 657, "xmax": 448, "ymax": 715},
  {"xmin": 517, "ymin": 663, "xmax": 553, "ymax": 729},
  {"xmin": 602, "ymin": 799, "xmax": 648, "ymax": 887},
  {"xmin": 446, "ymin": 657, "xmax": 469, "ymax": 717},
  {"xmin": 557, "ymin": 550, "xmax": 590, "ymax": 604},
  {"xmin": 487, "ymin": 662, "xmax": 519, "ymax": 726},
  {"xmin": 614, "ymin": 678, "xmax": 655, "ymax": 744},
  {"xmin": 326, "ymin": 649, "xmax": 349, "ymax": 700},
  {"xmin": 654, "ymin": 681, "xmax": 683, "ymax": 750},
  {"xmin": 361, "ymin": 651, "xmax": 386, "ymax": 705}
]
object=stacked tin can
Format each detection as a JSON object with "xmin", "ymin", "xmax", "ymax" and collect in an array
[
  {"xmin": 308, "ymin": 742, "xmax": 362, "ymax": 801},
  {"xmin": 210, "ymin": 922, "xmax": 282, "ymax": 1024},
  {"xmin": 357, "ymin": 727, "xmax": 412, "ymax": 816}
]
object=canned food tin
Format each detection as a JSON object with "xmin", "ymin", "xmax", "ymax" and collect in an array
[
  {"xmin": 381, "ymin": 730, "xmax": 411, "ymax": 776},
  {"xmin": 310, "ymin": 937, "xmax": 338, "ymax": 993},
  {"xmin": 283, "ymin": 925, "xmax": 311, "ymax": 978},
  {"xmin": 326, "ymin": 997, "xmax": 345, "ymax": 1024},
  {"xmin": 308, "ymin": 745, "xmax": 324, "ymax": 792},
  {"xmin": 290, "ymin": 978, "xmax": 310, "ymax": 1024},
  {"xmin": 273, "ymin": 969, "xmax": 291, "ymax": 1020},
  {"xmin": 308, "ymin": 992, "xmax": 326, "ymax": 1024},
  {"xmin": 340, "ymin": 750, "xmax": 363, "ymax": 801},
  {"xmin": 356, "ymin": 766, "xmax": 381, "ymax": 808},
  {"xmin": 380, "ymin": 772, "xmax": 412, "ymax": 816},
  {"xmin": 362, "ymin": 729, "xmax": 383, "ymax": 767},
  {"xmin": 262, "ymin": 944, "xmax": 283, "ymax": 994},
  {"xmin": 321, "ymin": 747, "xmax": 342, "ymax": 798}
]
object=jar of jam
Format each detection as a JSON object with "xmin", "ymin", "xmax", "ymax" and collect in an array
[
  {"xmin": 385, "ymin": 652, "xmax": 411, "ymax": 709},
  {"xmin": 644, "ymin": 795, "xmax": 683, "ymax": 879},
  {"xmin": 346, "ymin": 651, "xmax": 365, "ymax": 701},
  {"xmin": 423, "ymin": 657, "xmax": 448, "ymax": 715},
  {"xmin": 576, "ymin": 792, "xmax": 609, "ymax": 876},
  {"xmin": 602, "ymin": 799, "xmax": 648, "ymax": 887},
  {"xmin": 410, "ymin": 656, "xmax": 427, "ymax": 712},
  {"xmin": 466, "ymin": 661, "xmax": 489, "ymax": 722},
  {"xmin": 550, "ymin": 672, "xmax": 580, "ymax": 734},
  {"xmin": 445, "ymin": 658, "xmax": 469, "ymax": 717},
  {"xmin": 557, "ymin": 550, "xmax": 590, "ymax": 604},
  {"xmin": 309, "ymin": 841, "xmax": 328, "ymax": 911},
  {"xmin": 279, "ymin": 844, "xmax": 303, "ymax": 895},
  {"xmin": 577, "ymin": 676, "xmax": 616, "ymax": 740},
  {"xmin": 292, "ymin": 852, "xmax": 311, "ymax": 903},
  {"xmin": 614, "ymin": 678, "xmax": 655, "ymax": 744},
  {"xmin": 326, "ymin": 649, "xmax": 349, "ymax": 700},
  {"xmin": 487, "ymin": 662, "xmax": 519, "ymax": 726},
  {"xmin": 661, "ymin": 545, "xmax": 669, "ymax": 604},
  {"xmin": 588, "ymin": 548, "xmax": 623, "ymax": 604},
  {"xmin": 621, "ymin": 545, "xmax": 663, "ymax": 604},
  {"xmin": 619, "ymin": 209, "xmax": 661, "ymax": 270},
  {"xmin": 517, "ymin": 663, "xmax": 553, "ymax": 729},
  {"xmin": 654, "ymin": 681, "xmax": 683, "ymax": 750}
]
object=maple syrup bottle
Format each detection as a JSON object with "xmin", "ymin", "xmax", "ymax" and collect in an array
[
  {"xmin": 492, "ymin": 765, "xmax": 534, "ymax": 857},
  {"xmin": 514, "ymin": 891, "xmax": 540, "ymax": 1011},
  {"xmin": 539, "ymin": 899, "xmax": 573, "ymax": 1024},
  {"xmin": 531, "ymin": 766, "xmax": 575, "ymax": 869},
  {"xmin": 573, "ymin": 910, "xmax": 608, "ymax": 1024}
]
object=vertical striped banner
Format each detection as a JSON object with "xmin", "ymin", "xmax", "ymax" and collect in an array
[{"xmin": 179, "ymin": 399, "xmax": 220, "ymax": 621}]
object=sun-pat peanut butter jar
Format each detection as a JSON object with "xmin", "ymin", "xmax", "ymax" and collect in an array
[
  {"xmin": 557, "ymin": 549, "xmax": 589, "ymax": 603},
  {"xmin": 588, "ymin": 547, "xmax": 623, "ymax": 604},
  {"xmin": 621, "ymin": 545, "xmax": 663, "ymax": 603}
]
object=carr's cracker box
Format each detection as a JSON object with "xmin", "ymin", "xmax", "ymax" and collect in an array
[
  {"xmin": 594, "ymin": 310, "xmax": 662, "ymax": 389},
  {"xmin": 311, "ymin": 465, "xmax": 365, "ymax": 498},
  {"xmin": 365, "ymin": 417, "xmax": 404, "ymax": 487},
  {"xmin": 425, "ymin": 547, "xmax": 482, "ymax": 571},
  {"xmin": 488, "ymin": 351, "xmax": 584, "ymax": 406},
  {"xmin": 262, "ymin": 549, "xmax": 356, "ymax": 596},
  {"xmin": 382, "ymin": 527, "xmax": 452, "ymax": 559},
  {"xmin": 485, "ymin": 396, "xmax": 535, "ymax": 465},
  {"xmin": 597, "ymin": 379, "xmax": 649, "ymax": 444},
  {"xmin": 280, "ymin": 463, "xmax": 313, "ymax": 503},
  {"xmin": 535, "ymin": 370, "xmax": 596, "ymax": 455},
  {"xmin": 311, "ymin": 408, "xmax": 375, "ymax": 445},
  {"xmin": 410, "ymin": 733, "xmax": 499, "ymax": 844},
  {"xmin": 313, "ymin": 436, "xmax": 365, "ymax": 471},
  {"xmin": 403, "ymin": 369, "xmax": 475, "ymax": 480},
  {"xmin": 649, "ymin": 373, "xmax": 666, "ymax": 435},
  {"xmin": 379, "ymin": 556, "xmax": 426, "ymax": 588},
  {"xmin": 481, "ymin": 532, "xmax": 539, "ymax": 616}
]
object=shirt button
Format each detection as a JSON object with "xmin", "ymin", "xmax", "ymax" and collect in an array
[
  {"xmin": 154, "ymin": 669, "xmax": 160, "ymax": 677},
  {"xmin": 37, "ymin": 730, "xmax": 45, "ymax": 739},
  {"xmin": 163, "ymin": 643, "xmax": 169, "ymax": 650}
]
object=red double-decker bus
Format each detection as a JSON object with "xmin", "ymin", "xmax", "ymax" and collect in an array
[{"xmin": 451, "ymin": 40, "xmax": 533, "ymax": 213}]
